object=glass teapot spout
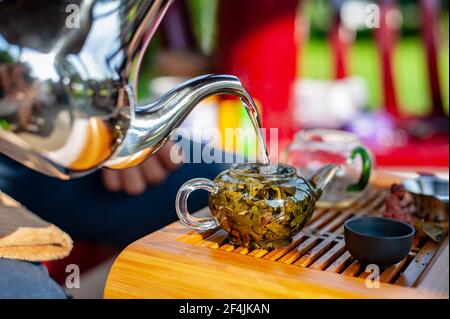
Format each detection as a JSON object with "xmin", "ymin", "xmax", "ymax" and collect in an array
[{"xmin": 307, "ymin": 164, "xmax": 340, "ymax": 198}]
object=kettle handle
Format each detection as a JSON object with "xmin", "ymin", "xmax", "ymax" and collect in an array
[{"xmin": 175, "ymin": 178, "xmax": 219, "ymax": 230}]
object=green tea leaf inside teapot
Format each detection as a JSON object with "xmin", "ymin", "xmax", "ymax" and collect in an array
[{"xmin": 208, "ymin": 164, "xmax": 316, "ymax": 249}]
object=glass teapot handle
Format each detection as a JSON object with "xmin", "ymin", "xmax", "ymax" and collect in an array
[
  {"xmin": 175, "ymin": 178, "xmax": 220, "ymax": 230},
  {"xmin": 346, "ymin": 146, "xmax": 372, "ymax": 192}
]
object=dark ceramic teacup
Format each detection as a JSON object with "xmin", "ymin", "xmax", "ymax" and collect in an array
[{"xmin": 344, "ymin": 216, "xmax": 415, "ymax": 267}]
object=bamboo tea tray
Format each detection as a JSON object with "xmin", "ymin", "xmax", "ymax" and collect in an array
[{"xmin": 105, "ymin": 180, "xmax": 449, "ymax": 298}]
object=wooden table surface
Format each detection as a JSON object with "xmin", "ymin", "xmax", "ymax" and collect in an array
[{"xmin": 104, "ymin": 170, "xmax": 449, "ymax": 299}]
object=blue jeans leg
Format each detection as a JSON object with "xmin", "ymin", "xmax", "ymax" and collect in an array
[{"xmin": 0, "ymin": 259, "xmax": 67, "ymax": 299}]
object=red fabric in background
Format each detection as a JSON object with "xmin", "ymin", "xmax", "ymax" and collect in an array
[
  {"xmin": 374, "ymin": 134, "xmax": 449, "ymax": 168},
  {"xmin": 374, "ymin": 1, "xmax": 400, "ymax": 118},
  {"xmin": 217, "ymin": 0, "xmax": 299, "ymax": 141},
  {"xmin": 43, "ymin": 241, "xmax": 117, "ymax": 284}
]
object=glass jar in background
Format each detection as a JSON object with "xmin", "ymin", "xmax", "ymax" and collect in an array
[{"xmin": 285, "ymin": 129, "xmax": 373, "ymax": 208}]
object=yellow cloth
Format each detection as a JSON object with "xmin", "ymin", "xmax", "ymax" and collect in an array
[{"xmin": 0, "ymin": 192, "xmax": 72, "ymax": 262}]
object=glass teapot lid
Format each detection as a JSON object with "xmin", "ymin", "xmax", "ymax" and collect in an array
[{"xmin": 229, "ymin": 163, "xmax": 297, "ymax": 180}]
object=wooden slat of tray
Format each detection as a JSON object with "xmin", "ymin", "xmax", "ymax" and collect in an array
[
  {"xmin": 416, "ymin": 239, "xmax": 449, "ymax": 298},
  {"xmin": 326, "ymin": 251, "xmax": 354, "ymax": 273},
  {"xmin": 380, "ymin": 257, "xmax": 410, "ymax": 283},
  {"xmin": 262, "ymin": 232, "xmax": 309, "ymax": 261},
  {"xmin": 396, "ymin": 240, "xmax": 440, "ymax": 286},
  {"xmin": 293, "ymin": 235, "xmax": 339, "ymax": 267},
  {"xmin": 197, "ymin": 229, "xmax": 228, "ymax": 249},
  {"xmin": 177, "ymin": 229, "xmax": 214, "ymax": 244},
  {"xmin": 248, "ymin": 248, "xmax": 269, "ymax": 258},
  {"xmin": 307, "ymin": 210, "xmax": 340, "ymax": 230},
  {"xmin": 319, "ymin": 210, "xmax": 354, "ymax": 234},
  {"xmin": 342, "ymin": 260, "xmax": 363, "ymax": 277},
  {"xmin": 310, "ymin": 240, "xmax": 347, "ymax": 271},
  {"xmin": 105, "ymin": 185, "xmax": 449, "ymax": 299},
  {"xmin": 232, "ymin": 246, "xmax": 249, "ymax": 255},
  {"xmin": 278, "ymin": 236, "xmax": 318, "ymax": 264}
]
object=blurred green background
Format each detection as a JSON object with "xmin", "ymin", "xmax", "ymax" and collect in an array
[
  {"xmin": 142, "ymin": 0, "xmax": 449, "ymax": 116},
  {"xmin": 301, "ymin": 0, "xmax": 449, "ymax": 115}
]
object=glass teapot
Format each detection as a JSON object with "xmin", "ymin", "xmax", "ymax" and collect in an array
[
  {"xmin": 0, "ymin": 0, "xmax": 260, "ymax": 179},
  {"xmin": 175, "ymin": 163, "xmax": 339, "ymax": 249}
]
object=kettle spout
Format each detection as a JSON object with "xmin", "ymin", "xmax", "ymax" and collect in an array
[
  {"xmin": 307, "ymin": 164, "xmax": 340, "ymax": 198},
  {"xmin": 105, "ymin": 74, "xmax": 249, "ymax": 169}
]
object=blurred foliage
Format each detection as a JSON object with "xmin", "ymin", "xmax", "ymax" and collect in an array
[
  {"xmin": 136, "ymin": 33, "xmax": 161, "ymax": 100},
  {"xmin": 186, "ymin": 0, "xmax": 218, "ymax": 55},
  {"xmin": 302, "ymin": 0, "xmax": 449, "ymax": 114},
  {"xmin": 138, "ymin": 0, "xmax": 448, "ymax": 115},
  {"xmin": 0, "ymin": 51, "xmax": 14, "ymax": 63}
]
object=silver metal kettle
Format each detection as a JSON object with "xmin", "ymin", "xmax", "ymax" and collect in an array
[{"xmin": 0, "ymin": 0, "xmax": 253, "ymax": 179}]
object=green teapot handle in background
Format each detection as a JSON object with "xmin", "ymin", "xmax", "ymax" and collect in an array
[{"xmin": 346, "ymin": 146, "xmax": 372, "ymax": 192}]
